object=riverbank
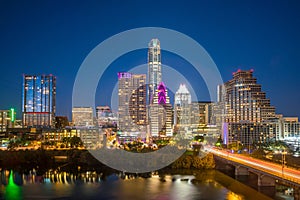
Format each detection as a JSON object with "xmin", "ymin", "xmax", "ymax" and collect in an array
[
  {"xmin": 0, "ymin": 149, "xmax": 215, "ymax": 174},
  {"xmin": 169, "ymin": 153, "xmax": 215, "ymax": 169}
]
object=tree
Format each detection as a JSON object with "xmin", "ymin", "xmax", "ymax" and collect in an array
[
  {"xmin": 70, "ymin": 136, "xmax": 83, "ymax": 148},
  {"xmin": 194, "ymin": 135, "xmax": 204, "ymax": 142},
  {"xmin": 215, "ymin": 137, "xmax": 223, "ymax": 147},
  {"xmin": 251, "ymin": 148, "xmax": 266, "ymax": 159}
]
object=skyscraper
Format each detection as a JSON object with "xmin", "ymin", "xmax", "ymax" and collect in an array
[
  {"xmin": 118, "ymin": 72, "xmax": 147, "ymax": 133},
  {"xmin": 190, "ymin": 101, "xmax": 213, "ymax": 126},
  {"xmin": 223, "ymin": 69, "xmax": 276, "ymax": 123},
  {"xmin": 174, "ymin": 84, "xmax": 191, "ymax": 126},
  {"xmin": 149, "ymin": 82, "xmax": 173, "ymax": 137},
  {"xmin": 148, "ymin": 39, "xmax": 162, "ymax": 103},
  {"xmin": 213, "ymin": 85, "xmax": 226, "ymax": 129},
  {"xmin": 221, "ymin": 69, "xmax": 277, "ymax": 146},
  {"xmin": 22, "ymin": 74, "xmax": 56, "ymax": 127}
]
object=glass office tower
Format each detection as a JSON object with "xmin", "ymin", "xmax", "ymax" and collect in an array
[
  {"xmin": 148, "ymin": 38, "xmax": 162, "ymax": 103},
  {"xmin": 22, "ymin": 74, "xmax": 56, "ymax": 127}
]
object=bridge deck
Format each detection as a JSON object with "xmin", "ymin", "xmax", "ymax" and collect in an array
[{"xmin": 209, "ymin": 148, "xmax": 300, "ymax": 187}]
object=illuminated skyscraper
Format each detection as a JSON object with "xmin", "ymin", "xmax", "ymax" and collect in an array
[
  {"xmin": 213, "ymin": 84, "xmax": 226, "ymax": 129},
  {"xmin": 148, "ymin": 39, "xmax": 162, "ymax": 103},
  {"xmin": 174, "ymin": 84, "xmax": 191, "ymax": 126},
  {"xmin": 22, "ymin": 75, "xmax": 56, "ymax": 127},
  {"xmin": 118, "ymin": 72, "xmax": 147, "ymax": 133},
  {"xmin": 149, "ymin": 82, "xmax": 172, "ymax": 137},
  {"xmin": 221, "ymin": 69, "xmax": 277, "ymax": 146},
  {"xmin": 224, "ymin": 69, "xmax": 275, "ymax": 123}
]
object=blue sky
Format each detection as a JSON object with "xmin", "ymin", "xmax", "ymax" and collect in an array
[{"xmin": 0, "ymin": 0, "xmax": 300, "ymax": 119}]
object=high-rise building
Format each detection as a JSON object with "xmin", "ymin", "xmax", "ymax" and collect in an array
[
  {"xmin": 282, "ymin": 117, "xmax": 300, "ymax": 139},
  {"xmin": 217, "ymin": 84, "xmax": 226, "ymax": 103},
  {"xmin": 213, "ymin": 84, "xmax": 226, "ymax": 127},
  {"xmin": 174, "ymin": 84, "xmax": 191, "ymax": 126},
  {"xmin": 0, "ymin": 108, "xmax": 16, "ymax": 132},
  {"xmin": 190, "ymin": 101, "xmax": 213, "ymax": 126},
  {"xmin": 118, "ymin": 72, "xmax": 147, "ymax": 133},
  {"xmin": 149, "ymin": 82, "xmax": 173, "ymax": 137},
  {"xmin": 22, "ymin": 75, "xmax": 56, "ymax": 127},
  {"xmin": 221, "ymin": 69, "xmax": 277, "ymax": 146},
  {"xmin": 0, "ymin": 110, "xmax": 9, "ymax": 133},
  {"xmin": 148, "ymin": 39, "xmax": 162, "ymax": 103},
  {"xmin": 72, "ymin": 107, "xmax": 94, "ymax": 127},
  {"xmin": 212, "ymin": 84, "xmax": 226, "ymax": 127},
  {"xmin": 223, "ymin": 69, "xmax": 276, "ymax": 123},
  {"xmin": 276, "ymin": 117, "xmax": 300, "ymax": 150}
]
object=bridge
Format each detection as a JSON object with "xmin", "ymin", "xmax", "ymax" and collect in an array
[{"xmin": 208, "ymin": 148, "xmax": 300, "ymax": 199}]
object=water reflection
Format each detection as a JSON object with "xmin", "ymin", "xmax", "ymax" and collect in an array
[
  {"xmin": 0, "ymin": 169, "xmax": 152, "ymax": 185},
  {"xmin": 0, "ymin": 169, "xmax": 272, "ymax": 200},
  {"xmin": 5, "ymin": 171, "xmax": 22, "ymax": 200}
]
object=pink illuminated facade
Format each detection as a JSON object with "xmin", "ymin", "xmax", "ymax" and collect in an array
[
  {"xmin": 157, "ymin": 82, "xmax": 167, "ymax": 105},
  {"xmin": 149, "ymin": 82, "xmax": 172, "ymax": 137}
]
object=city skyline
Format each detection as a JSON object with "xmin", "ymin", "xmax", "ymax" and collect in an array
[
  {"xmin": 1, "ymin": 1, "xmax": 300, "ymax": 119},
  {"xmin": 1, "ymin": 2, "xmax": 300, "ymax": 199}
]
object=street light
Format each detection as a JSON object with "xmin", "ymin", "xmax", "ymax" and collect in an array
[{"xmin": 282, "ymin": 150, "xmax": 287, "ymax": 176}]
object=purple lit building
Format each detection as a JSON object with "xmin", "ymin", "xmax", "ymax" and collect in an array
[{"xmin": 149, "ymin": 82, "xmax": 173, "ymax": 137}]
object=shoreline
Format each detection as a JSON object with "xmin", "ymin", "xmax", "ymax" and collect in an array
[{"xmin": 0, "ymin": 149, "xmax": 215, "ymax": 174}]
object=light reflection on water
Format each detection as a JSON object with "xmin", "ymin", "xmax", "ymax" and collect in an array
[
  {"xmin": 0, "ymin": 169, "xmax": 272, "ymax": 200},
  {"xmin": 5, "ymin": 171, "xmax": 22, "ymax": 200}
]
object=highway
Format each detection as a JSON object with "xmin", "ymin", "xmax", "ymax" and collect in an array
[{"xmin": 207, "ymin": 147, "xmax": 300, "ymax": 185}]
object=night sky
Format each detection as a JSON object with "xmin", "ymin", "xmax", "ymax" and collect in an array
[{"xmin": 1, "ymin": 0, "xmax": 300, "ymax": 119}]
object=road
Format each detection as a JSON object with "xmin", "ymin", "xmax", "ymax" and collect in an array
[{"xmin": 207, "ymin": 147, "xmax": 300, "ymax": 185}]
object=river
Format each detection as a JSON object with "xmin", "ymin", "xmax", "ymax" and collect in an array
[{"xmin": 0, "ymin": 169, "xmax": 281, "ymax": 200}]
